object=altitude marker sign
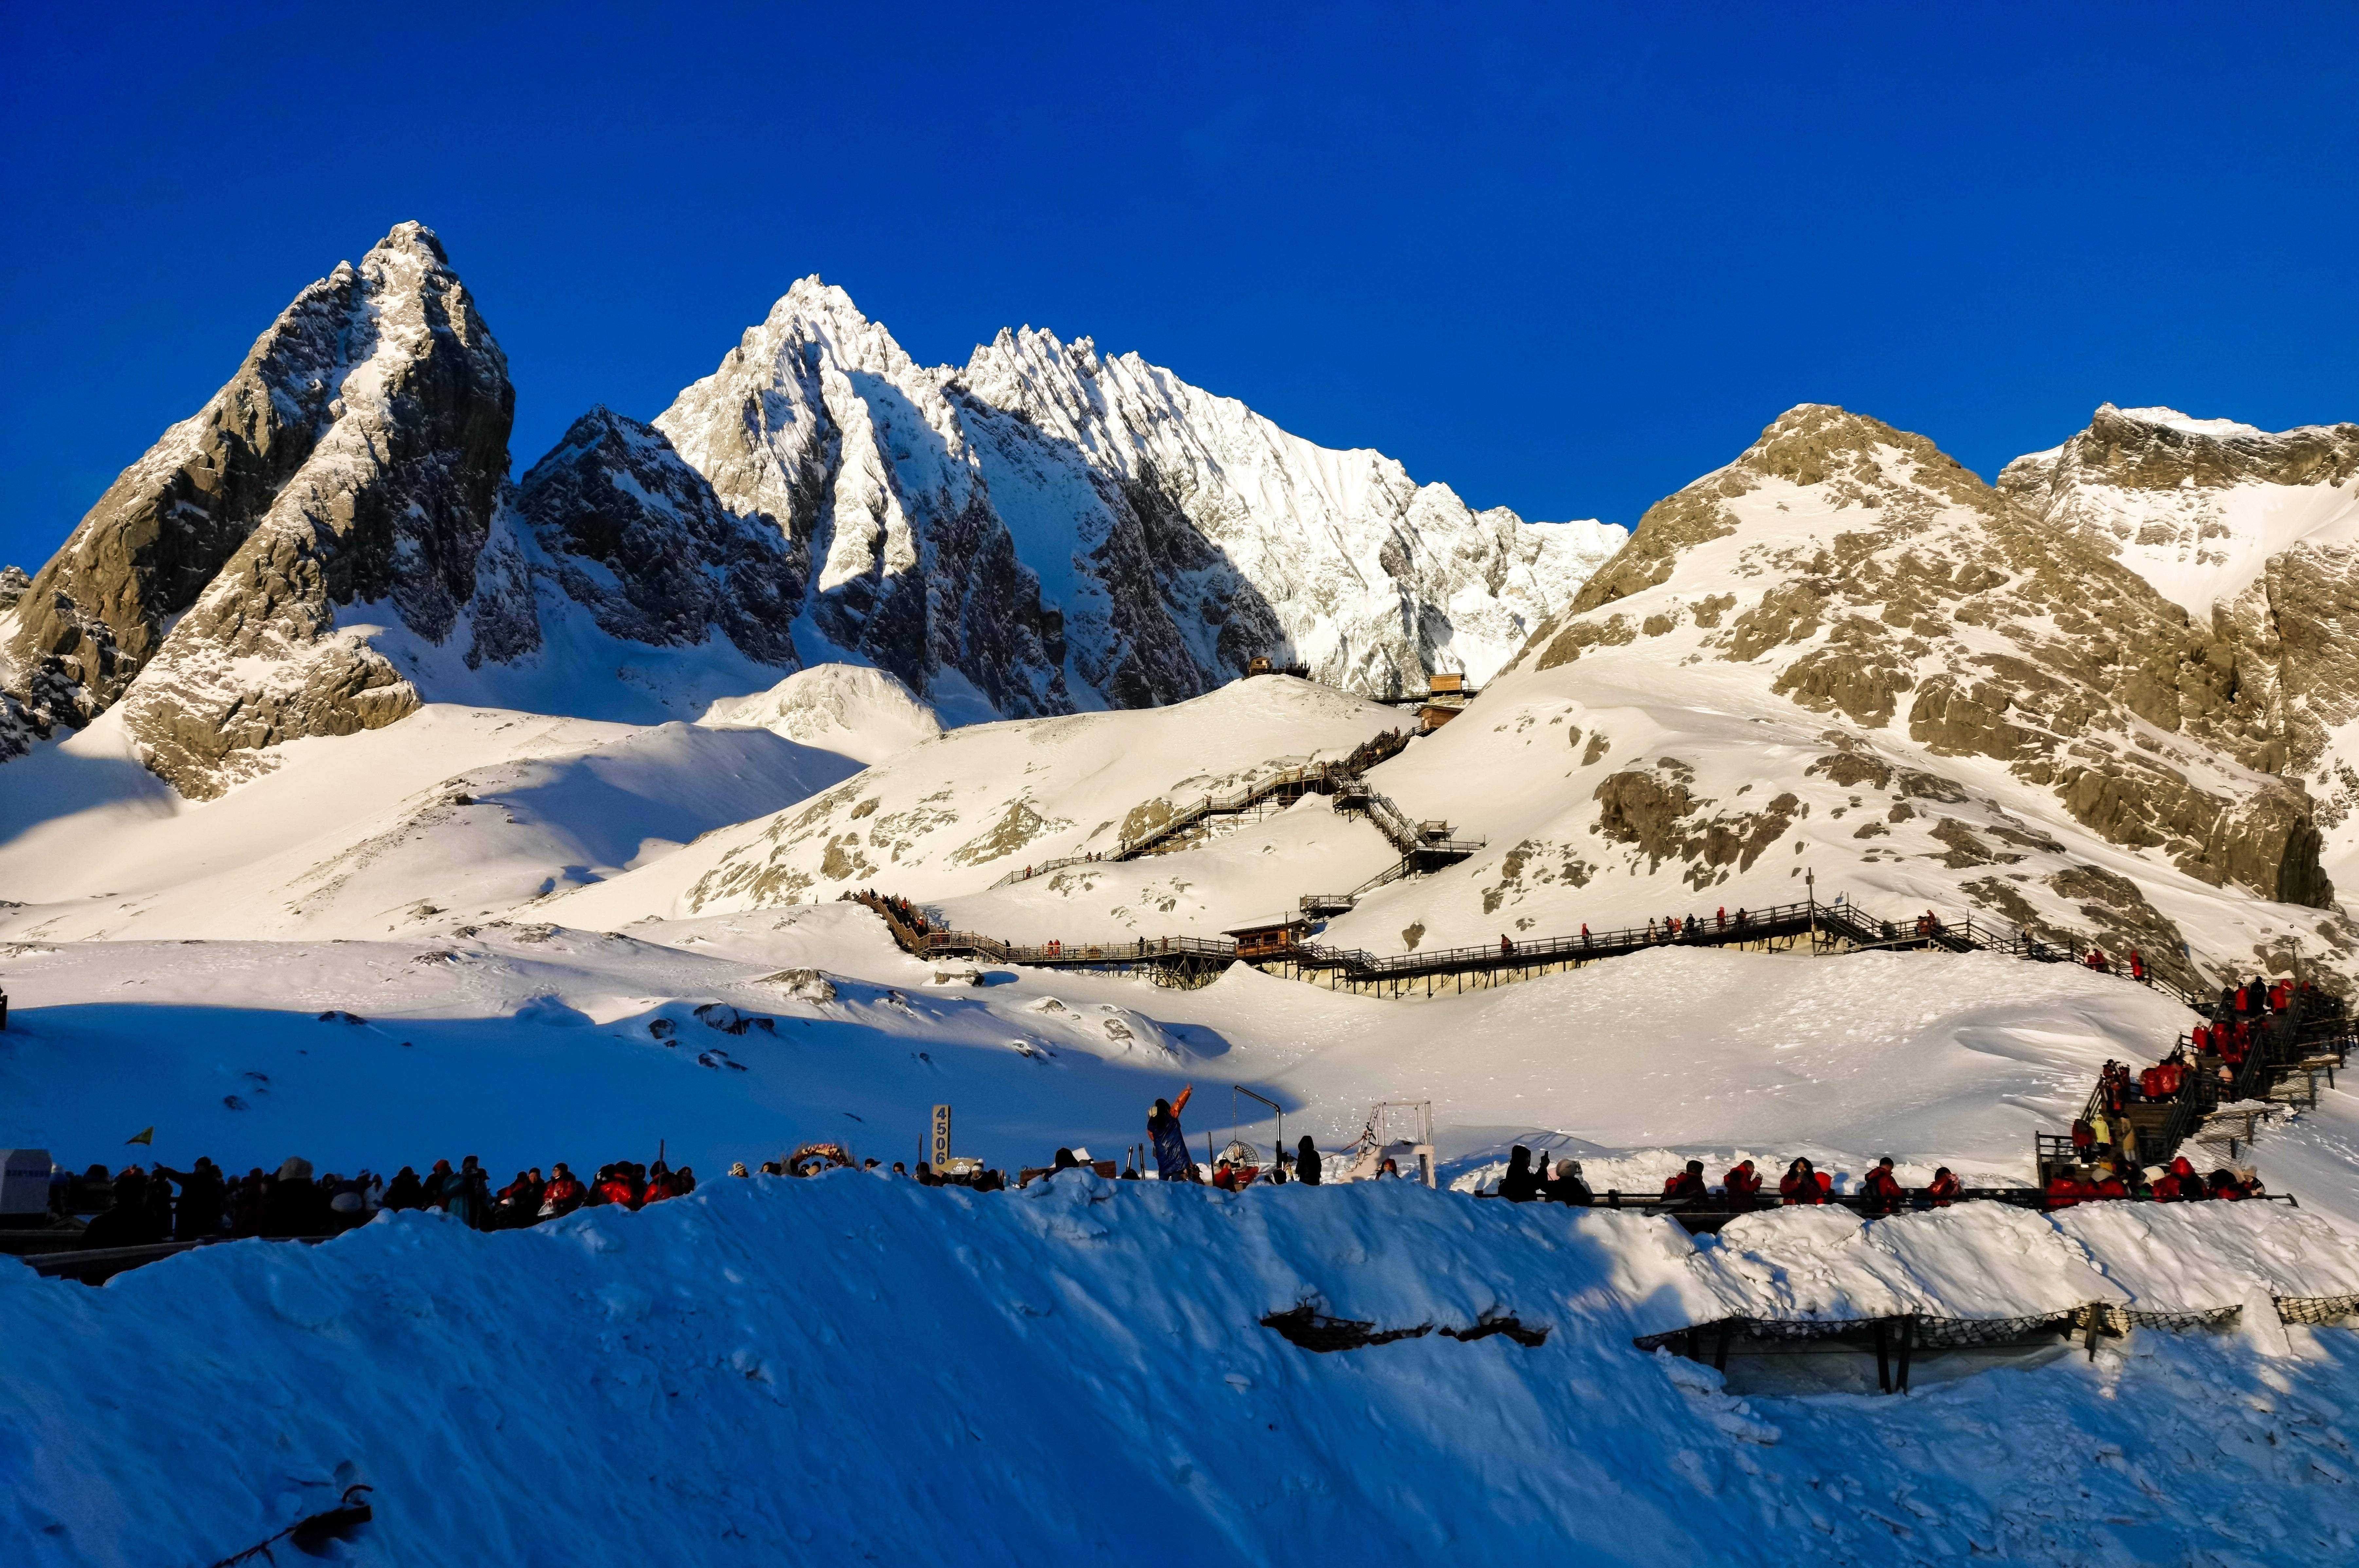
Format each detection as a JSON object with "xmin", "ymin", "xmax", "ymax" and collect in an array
[{"xmin": 931, "ymin": 1104, "xmax": 953, "ymax": 1167}]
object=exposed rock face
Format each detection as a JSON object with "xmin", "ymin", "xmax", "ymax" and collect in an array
[
  {"xmin": 1514, "ymin": 403, "xmax": 2336, "ymax": 914},
  {"xmin": 1, "ymin": 249, "xmax": 424, "ymax": 760},
  {"xmin": 1999, "ymin": 404, "xmax": 2359, "ymax": 615},
  {"xmin": 653, "ymin": 280, "xmax": 1624, "ymax": 715},
  {"xmin": 513, "ymin": 407, "xmax": 801, "ymax": 668},
  {"xmin": 105, "ymin": 224, "xmax": 513, "ymax": 796},
  {"xmin": 6, "ymin": 244, "xmax": 1621, "ymax": 794},
  {"xmin": 2003, "ymin": 405, "xmax": 2359, "ymax": 884}
]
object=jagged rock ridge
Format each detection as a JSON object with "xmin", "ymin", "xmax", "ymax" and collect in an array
[
  {"xmin": 4, "ymin": 239, "xmax": 1617, "ymax": 793},
  {"xmin": 652, "ymin": 280, "xmax": 1624, "ymax": 716}
]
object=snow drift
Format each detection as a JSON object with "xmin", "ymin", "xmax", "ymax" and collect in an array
[{"xmin": 5, "ymin": 1177, "xmax": 2357, "ymax": 1566}]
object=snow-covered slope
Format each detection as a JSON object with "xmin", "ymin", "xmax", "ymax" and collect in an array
[
  {"xmin": 545, "ymin": 675, "xmax": 1405, "ymax": 926},
  {"xmin": 1311, "ymin": 404, "xmax": 2354, "ymax": 991},
  {"xmin": 705, "ymin": 662, "xmax": 942, "ymax": 765},
  {"xmin": 652, "ymin": 279, "xmax": 1624, "ymax": 713},
  {"xmin": 8, "ymin": 1163, "xmax": 2359, "ymax": 1564},
  {"xmin": 2004, "ymin": 404, "xmax": 2359, "ymax": 891},
  {"xmin": 2002, "ymin": 404, "xmax": 2359, "ymax": 615},
  {"xmin": 0, "ymin": 705, "xmax": 860, "ymax": 941}
]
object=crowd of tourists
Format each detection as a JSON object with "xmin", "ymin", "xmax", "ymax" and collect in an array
[
  {"xmin": 50, "ymin": 984, "xmax": 2313, "ymax": 1256},
  {"xmin": 58, "ymin": 1153, "xmax": 710, "ymax": 1248}
]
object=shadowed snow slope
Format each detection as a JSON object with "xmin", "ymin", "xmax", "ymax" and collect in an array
[
  {"xmin": 5, "ymin": 1178, "xmax": 2358, "ymax": 1566},
  {"xmin": 0, "ymin": 705, "xmax": 861, "ymax": 940}
]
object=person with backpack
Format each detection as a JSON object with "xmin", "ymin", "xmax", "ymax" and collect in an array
[
  {"xmin": 1148, "ymin": 1088, "xmax": 1203, "ymax": 1182},
  {"xmin": 1294, "ymin": 1136, "xmax": 1323, "ymax": 1186}
]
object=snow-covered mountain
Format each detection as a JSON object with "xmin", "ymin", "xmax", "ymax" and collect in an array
[
  {"xmin": 1300, "ymin": 404, "xmax": 2354, "ymax": 992},
  {"xmin": 0, "ymin": 224, "xmax": 513, "ymax": 797},
  {"xmin": 2002, "ymin": 404, "xmax": 2359, "ymax": 889},
  {"xmin": 651, "ymin": 279, "xmax": 1623, "ymax": 717},
  {"xmin": 0, "ymin": 226, "xmax": 1617, "ymax": 798}
]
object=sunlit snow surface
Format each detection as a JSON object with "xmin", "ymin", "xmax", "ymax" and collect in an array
[{"xmin": 6, "ymin": 1173, "xmax": 2359, "ymax": 1565}]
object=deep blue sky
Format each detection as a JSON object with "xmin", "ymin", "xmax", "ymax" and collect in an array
[{"xmin": 4, "ymin": 1, "xmax": 2353, "ymax": 570}]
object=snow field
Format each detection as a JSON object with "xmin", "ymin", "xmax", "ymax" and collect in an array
[
  {"xmin": 6, "ymin": 1174, "xmax": 2358, "ymax": 1566},
  {"xmin": 13, "ymin": 920, "xmax": 2346, "ymax": 1230}
]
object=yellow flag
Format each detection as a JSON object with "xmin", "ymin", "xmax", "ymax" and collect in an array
[{"xmin": 125, "ymin": 1126, "xmax": 154, "ymax": 1146}]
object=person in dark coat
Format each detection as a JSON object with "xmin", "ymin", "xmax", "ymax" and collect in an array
[
  {"xmin": 1499, "ymin": 1145, "xmax": 1541, "ymax": 1202},
  {"xmin": 261, "ymin": 1157, "xmax": 331, "ymax": 1238},
  {"xmin": 154, "ymin": 1158, "xmax": 227, "ymax": 1241},
  {"xmin": 421, "ymin": 1159, "xmax": 453, "ymax": 1210},
  {"xmin": 1148, "ymin": 1090, "xmax": 1203, "ymax": 1183},
  {"xmin": 1294, "ymin": 1136, "xmax": 1322, "ymax": 1186},
  {"xmin": 1545, "ymin": 1159, "xmax": 1594, "ymax": 1206},
  {"xmin": 80, "ymin": 1167, "xmax": 159, "ymax": 1250},
  {"xmin": 382, "ymin": 1166, "xmax": 426, "ymax": 1211}
]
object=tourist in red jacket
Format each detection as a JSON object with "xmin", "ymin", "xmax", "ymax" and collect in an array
[
  {"xmin": 1778, "ymin": 1158, "xmax": 1830, "ymax": 1205},
  {"xmin": 1864, "ymin": 1158, "xmax": 1906, "ymax": 1215}
]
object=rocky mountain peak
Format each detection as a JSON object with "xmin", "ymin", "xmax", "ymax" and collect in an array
[
  {"xmin": 1522, "ymin": 402, "xmax": 2332, "ymax": 917},
  {"xmin": 5, "ymin": 222, "xmax": 516, "ymax": 795},
  {"xmin": 2, "ymin": 221, "xmax": 509, "ymax": 777},
  {"xmin": 1997, "ymin": 405, "xmax": 2359, "ymax": 883}
]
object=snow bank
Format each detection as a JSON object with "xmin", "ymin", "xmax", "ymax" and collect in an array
[
  {"xmin": 706, "ymin": 661, "xmax": 943, "ymax": 763},
  {"xmin": 7, "ymin": 1179, "xmax": 2359, "ymax": 1565},
  {"xmin": 1702, "ymin": 1201, "xmax": 2359, "ymax": 1323}
]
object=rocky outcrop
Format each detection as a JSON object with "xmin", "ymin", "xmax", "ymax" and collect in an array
[
  {"xmin": 110, "ymin": 224, "xmax": 512, "ymax": 797},
  {"xmin": 1591, "ymin": 761, "xmax": 1802, "ymax": 889},
  {"xmin": 2000, "ymin": 405, "xmax": 2359, "ymax": 605},
  {"xmin": 514, "ymin": 408, "xmax": 801, "ymax": 669},
  {"xmin": 2003, "ymin": 406, "xmax": 2359, "ymax": 871},
  {"xmin": 1518, "ymin": 404, "xmax": 2336, "ymax": 908}
]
